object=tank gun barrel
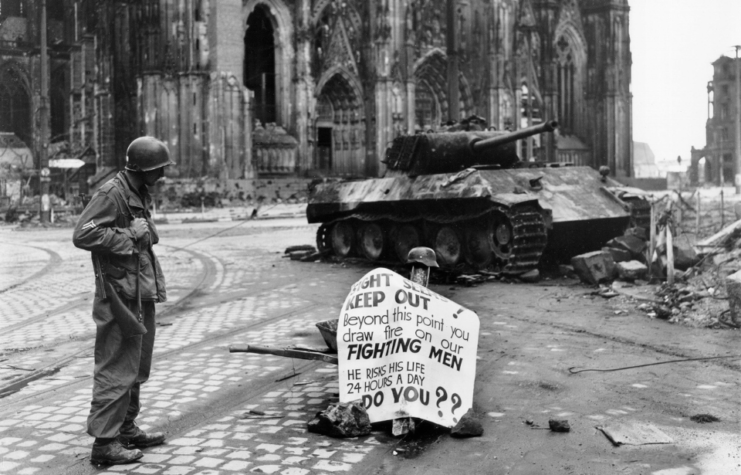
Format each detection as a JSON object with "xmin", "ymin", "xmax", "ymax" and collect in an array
[{"xmin": 471, "ymin": 120, "xmax": 558, "ymax": 153}]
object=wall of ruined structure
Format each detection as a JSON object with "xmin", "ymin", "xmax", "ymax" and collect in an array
[{"xmin": 0, "ymin": 0, "xmax": 634, "ymax": 207}]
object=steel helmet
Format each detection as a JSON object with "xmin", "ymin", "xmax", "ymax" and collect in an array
[
  {"xmin": 125, "ymin": 136, "xmax": 175, "ymax": 172},
  {"xmin": 406, "ymin": 247, "xmax": 439, "ymax": 268}
]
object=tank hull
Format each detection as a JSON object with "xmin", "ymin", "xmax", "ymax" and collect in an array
[{"xmin": 307, "ymin": 166, "xmax": 648, "ymax": 272}]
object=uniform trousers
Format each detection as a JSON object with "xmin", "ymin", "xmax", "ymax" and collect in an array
[{"xmin": 87, "ymin": 296, "xmax": 156, "ymax": 438}]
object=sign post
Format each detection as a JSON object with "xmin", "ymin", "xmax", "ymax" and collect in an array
[{"xmin": 338, "ymin": 268, "xmax": 479, "ymax": 428}]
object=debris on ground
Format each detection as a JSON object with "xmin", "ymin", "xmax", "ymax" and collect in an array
[
  {"xmin": 597, "ymin": 421, "xmax": 673, "ymax": 446},
  {"xmin": 548, "ymin": 419, "xmax": 571, "ymax": 433},
  {"xmin": 518, "ymin": 269, "xmax": 540, "ymax": 283},
  {"xmin": 591, "ymin": 285, "xmax": 619, "ymax": 299},
  {"xmin": 724, "ymin": 269, "xmax": 741, "ymax": 327},
  {"xmin": 689, "ymin": 414, "xmax": 721, "ymax": 423},
  {"xmin": 307, "ymin": 401, "xmax": 372, "ymax": 438},
  {"xmin": 571, "ymin": 250, "xmax": 616, "ymax": 285},
  {"xmin": 450, "ymin": 409, "xmax": 483, "ymax": 438},
  {"xmin": 616, "ymin": 261, "xmax": 648, "ymax": 281},
  {"xmin": 283, "ymin": 245, "xmax": 328, "ymax": 262},
  {"xmin": 392, "ymin": 417, "xmax": 415, "ymax": 436}
]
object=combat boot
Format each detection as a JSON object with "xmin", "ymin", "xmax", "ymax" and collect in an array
[
  {"xmin": 90, "ymin": 439, "xmax": 143, "ymax": 465},
  {"xmin": 118, "ymin": 421, "xmax": 166, "ymax": 448}
]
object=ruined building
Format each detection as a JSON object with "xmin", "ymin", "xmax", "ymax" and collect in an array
[
  {"xmin": 0, "ymin": 0, "xmax": 632, "ymax": 204},
  {"xmin": 690, "ymin": 55, "xmax": 741, "ymax": 186}
]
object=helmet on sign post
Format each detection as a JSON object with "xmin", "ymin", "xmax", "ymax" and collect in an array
[
  {"xmin": 124, "ymin": 136, "xmax": 175, "ymax": 172},
  {"xmin": 406, "ymin": 247, "xmax": 439, "ymax": 268}
]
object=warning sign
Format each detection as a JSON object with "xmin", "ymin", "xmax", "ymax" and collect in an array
[{"xmin": 338, "ymin": 268, "xmax": 479, "ymax": 428}]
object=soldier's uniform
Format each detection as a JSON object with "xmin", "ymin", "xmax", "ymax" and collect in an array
[
  {"xmin": 73, "ymin": 136, "xmax": 173, "ymax": 465},
  {"xmin": 73, "ymin": 170, "xmax": 166, "ymax": 437}
]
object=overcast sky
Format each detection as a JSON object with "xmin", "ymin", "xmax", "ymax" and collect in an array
[{"xmin": 630, "ymin": 0, "xmax": 741, "ymax": 163}]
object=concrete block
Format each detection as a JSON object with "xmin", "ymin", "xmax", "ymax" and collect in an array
[
  {"xmin": 726, "ymin": 270, "xmax": 741, "ymax": 326},
  {"xmin": 570, "ymin": 251, "xmax": 616, "ymax": 285},
  {"xmin": 606, "ymin": 235, "xmax": 647, "ymax": 258},
  {"xmin": 616, "ymin": 260, "xmax": 648, "ymax": 281},
  {"xmin": 603, "ymin": 246, "xmax": 632, "ymax": 263}
]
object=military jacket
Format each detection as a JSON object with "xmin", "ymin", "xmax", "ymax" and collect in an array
[{"xmin": 73, "ymin": 171, "xmax": 167, "ymax": 302}]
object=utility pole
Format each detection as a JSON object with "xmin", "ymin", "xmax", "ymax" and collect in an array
[
  {"xmin": 39, "ymin": 0, "xmax": 51, "ymax": 223},
  {"xmin": 735, "ymin": 45, "xmax": 741, "ymax": 194}
]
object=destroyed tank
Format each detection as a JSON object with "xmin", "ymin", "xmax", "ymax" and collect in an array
[{"xmin": 307, "ymin": 120, "xmax": 650, "ymax": 274}]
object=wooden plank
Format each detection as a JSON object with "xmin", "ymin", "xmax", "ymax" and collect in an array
[
  {"xmin": 696, "ymin": 218, "xmax": 741, "ymax": 248},
  {"xmin": 598, "ymin": 421, "xmax": 674, "ymax": 446}
]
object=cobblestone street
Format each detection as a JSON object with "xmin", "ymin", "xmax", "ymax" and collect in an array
[
  {"xmin": 0, "ymin": 219, "xmax": 387, "ymax": 475},
  {"xmin": 1, "ymin": 218, "xmax": 740, "ymax": 475}
]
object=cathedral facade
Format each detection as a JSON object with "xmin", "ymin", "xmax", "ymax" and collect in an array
[{"xmin": 0, "ymin": 0, "xmax": 632, "ymax": 200}]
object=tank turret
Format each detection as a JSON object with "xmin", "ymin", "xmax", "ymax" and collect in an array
[{"xmin": 384, "ymin": 120, "xmax": 558, "ymax": 176}]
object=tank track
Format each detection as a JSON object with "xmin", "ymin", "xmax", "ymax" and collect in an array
[{"xmin": 316, "ymin": 205, "xmax": 548, "ymax": 275}]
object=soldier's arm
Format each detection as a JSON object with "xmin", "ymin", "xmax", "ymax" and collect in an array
[{"xmin": 72, "ymin": 194, "xmax": 138, "ymax": 255}]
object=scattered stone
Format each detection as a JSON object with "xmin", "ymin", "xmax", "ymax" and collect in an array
[
  {"xmin": 571, "ymin": 251, "xmax": 616, "ymax": 285},
  {"xmin": 456, "ymin": 275, "xmax": 486, "ymax": 286},
  {"xmin": 625, "ymin": 226, "xmax": 648, "ymax": 241},
  {"xmin": 725, "ymin": 270, "xmax": 741, "ymax": 327},
  {"xmin": 307, "ymin": 401, "xmax": 372, "ymax": 438},
  {"xmin": 548, "ymin": 419, "xmax": 570, "ymax": 433},
  {"xmin": 606, "ymin": 235, "xmax": 647, "ymax": 259},
  {"xmin": 690, "ymin": 414, "xmax": 720, "ymax": 423},
  {"xmin": 673, "ymin": 238, "xmax": 699, "ymax": 270},
  {"xmin": 558, "ymin": 265, "xmax": 576, "ymax": 278},
  {"xmin": 450, "ymin": 409, "xmax": 484, "ymax": 438},
  {"xmin": 392, "ymin": 417, "xmax": 415, "ymax": 436},
  {"xmin": 289, "ymin": 250, "xmax": 315, "ymax": 260},
  {"xmin": 518, "ymin": 269, "xmax": 540, "ymax": 283},
  {"xmin": 285, "ymin": 245, "xmax": 317, "ymax": 254},
  {"xmin": 616, "ymin": 260, "xmax": 648, "ymax": 281},
  {"xmin": 603, "ymin": 246, "xmax": 632, "ymax": 263},
  {"xmin": 651, "ymin": 304, "xmax": 673, "ymax": 319},
  {"xmin": 592, "ymin": 286, "xmax": 619, "ymax": 299}
]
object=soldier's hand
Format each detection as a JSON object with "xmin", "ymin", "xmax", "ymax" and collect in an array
[{"xmin": 131, "ymin": 217, "xmax": 149, "ymax": 240}]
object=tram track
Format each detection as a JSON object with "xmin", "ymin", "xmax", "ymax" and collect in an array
[
  {"xmin": 0, "ymin": 244, "xmax": 220, "ymax": 398},
  {"xmin": 0, "ymin": 297, "xmax": 323, "ymax": 410},
  {"xmin": 0, "ymin": 243, "xmax": 325, "ymax": 404},
  {"xmin": 0, "ymin": 244, "xmax": 218, "ymax": 348},
  {"xmin": 0, "ymin": 242, "xmax": 63, "ymax": 294}
]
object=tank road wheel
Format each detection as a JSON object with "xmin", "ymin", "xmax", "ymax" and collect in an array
[
  {"xmin": 492, "ymin": 220, "xmax": 513, "ymax": 261},
  {"xmin": 316, "ymin": 224, "xmax": 332, "ymax": 253},
  {"xmin": 463, "ymin": 222, "xmax": 494, "ymax": 269},
  {"xmin": 432, "ymin": 226, "xmax": 463, "ymax": 267},
  {"xmin": 357, "ymin": 222, "xmax": 386, "ymax": 261},
  {"xmin": 391, "ymin": 224, "xmax": 421, "ymax": 263},
  {"xmin": 330, "ymin": 220, "xmax": 355, "ymax": 258}
]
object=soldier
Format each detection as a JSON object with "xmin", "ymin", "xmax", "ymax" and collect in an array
[{"xmin": 73, "ymin": 136, "xmax": 174, "ymax": 465}]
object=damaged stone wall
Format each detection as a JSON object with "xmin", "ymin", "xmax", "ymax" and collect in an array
[{"xmin": 0, "ymin": 0, "xmax": 635, "ymax": 207}]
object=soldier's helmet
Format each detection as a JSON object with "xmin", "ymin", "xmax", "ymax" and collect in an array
[
  {"xmin": 124, "ymin": 136, "xmax": 175, "ymax": 172},
  {"xmin": 406, "ymin": 247, "xmax": 439, "ymax": 268}
]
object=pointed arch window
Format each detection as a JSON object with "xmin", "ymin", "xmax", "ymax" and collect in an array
[
  {"xmin": 244, "ymin": 5, "xmax": 277, "ymax": 124},
  {"xmin": 556, "ymin": 35, "xmax": 576, "ymax": 132}
]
